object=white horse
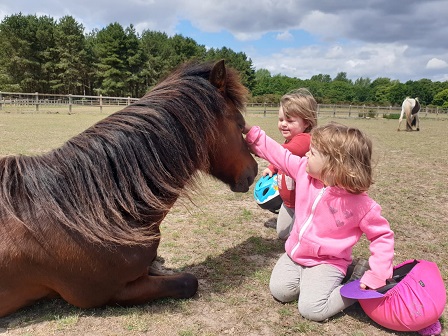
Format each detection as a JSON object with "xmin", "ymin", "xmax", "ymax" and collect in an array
[{"xmin": 397, "ymin": 97, "xmax": 420, "ymax": 131}]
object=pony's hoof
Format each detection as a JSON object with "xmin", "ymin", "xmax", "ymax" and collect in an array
[{"xmin": 178, "ymin": 273, "xmax": 199, "ymax": 299}]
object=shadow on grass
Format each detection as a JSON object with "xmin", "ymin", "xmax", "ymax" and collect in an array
[{"xmin": 0, "ymin": 236, "xmax": 284, "ymax": 331}]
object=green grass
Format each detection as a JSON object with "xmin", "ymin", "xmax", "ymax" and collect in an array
[{"xmin": 0, "ymin": 110, "xmax": 446, "ymax": 336}]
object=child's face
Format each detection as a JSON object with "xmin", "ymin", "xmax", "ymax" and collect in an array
[
  {"xmin": 277, "ymin": 106, "xmax": 309, "ymax": 141},
  {"xmin": 305, "ymin": 146, "xmax": 327, "ymax": 180}
]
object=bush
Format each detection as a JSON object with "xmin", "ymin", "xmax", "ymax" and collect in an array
[
  {"xmin": 383, "ymin": 113, "xmax": 400, "ymax": 119},
  {"xmin": 358, "ymin": 110, "xmax": 377, "ymax": 118}
]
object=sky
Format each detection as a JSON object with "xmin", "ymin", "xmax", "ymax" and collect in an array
[{"xmin": 1, "ymin": 0, "xmax": 448, "ymax": 83}]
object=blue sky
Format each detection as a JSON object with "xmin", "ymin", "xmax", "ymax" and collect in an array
[
  {"xmin": 175, "ymin": 20, "xmax": 319, "ymax": 55},
  {"xmin": 1, "ymin": 0, "xmax": 448, "ymax": 82}
]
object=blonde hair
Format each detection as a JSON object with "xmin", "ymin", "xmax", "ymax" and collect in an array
[
  {"xmin": 280, "ymin": 88, "xmax": 317, "ymax": 133},
  {"xmin": 310, "ymin": 122, "xmax": 373, "ymax": 194}
]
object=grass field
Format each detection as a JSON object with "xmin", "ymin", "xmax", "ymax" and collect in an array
[{"xmin": 0, "ymin": 110, "xmax": 447, "ymax": 335}]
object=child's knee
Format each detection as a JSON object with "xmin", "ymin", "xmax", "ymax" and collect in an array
[
  {"xmin": 269, "ymin": 281, "xmax": 297, "ymax": 303},
  {"xmin": 277, "ymin": 229, "xmax": 289, "ymax": 240},
  {"xmin": 298, "ymin": 302, "xmax": 328, "ymax": 322}
]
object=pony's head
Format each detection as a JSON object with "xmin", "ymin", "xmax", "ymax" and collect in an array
[{"xmin": 205, "ymin": 60, "xmax": 258, "ymax": 192}]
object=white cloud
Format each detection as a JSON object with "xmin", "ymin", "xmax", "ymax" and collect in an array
[
  {"xmin": 426, "ymin": 58, "xmax": 448, "ymax": 70},
  {"xmin": 233, "ymin": 31, "xmax": 264, "ymax": 42},
  {"xmin": 299, "ymin": 10, "xmax": 348, "ymax": 42},
  {"xmin": 276, "ymin": 31, "xmax": 293, "ymax": 41},
  {"xmin": 253, "ymin": 42, "xmax": 419, "ymax": 81},
  {"xmin": 326, "ymin": 45, "xmax": 344, "ymax": 58},
  {"xmin": 1, "ymin": 0, "xmax": 448, "ymax": 82}
]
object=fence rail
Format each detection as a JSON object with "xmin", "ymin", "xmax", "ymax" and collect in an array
[
  {"xmin": 246, "ymin": 103, "xmax": 448, "ymax": 119},
  {"xmin": 1, "ymin": 92, "xmax": 447, "ymax": 118},
  {"xmin": 0, "ymin": 91, "xmax": 139, "ymax": 114}
]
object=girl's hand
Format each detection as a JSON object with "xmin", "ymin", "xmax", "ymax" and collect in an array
[
  {"xmin": 262, "ymin": 168, "xmax": 273, "ymax": 177},
  {"xmin": 360, "ymin": 283, "xmax": 367, "ymax": 290},
  {"xmin": 242, "ymin": 123, "xmax": 252, "ymax": 135}
]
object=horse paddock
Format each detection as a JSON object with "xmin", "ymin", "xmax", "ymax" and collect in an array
[{"xmin": 0, "ymin": 112, "xmax": 447, "ymax": 335}]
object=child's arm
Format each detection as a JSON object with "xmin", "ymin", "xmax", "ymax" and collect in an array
[
  {"xmin": 359, "ymin": 205, "xmax": 395, "ymax": 289},
  {"xmin": 242, "ymin": 123, "xmax": 253, "ymax": 135},
  {"xmin": 243, "ymin": 124, "xmax": 302, "ymax": 180}
]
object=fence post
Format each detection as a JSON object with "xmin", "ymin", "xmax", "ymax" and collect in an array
[
  {"xmin": 263, "ymin": 102, "xmax": 266, "ymax": 117},
  {"xmin": 348, "ymin": 105, "xmax": 351, "ymax": 117},
  {"xmin": 100, "ymin": 94, "xmax": 103, "ymax": 113},
  {"xmin": 0, "ymin": 92, "xmax": 2, "ymax": 111},
  {"xmin": 35, "ymin": 92, "xmax": 39, "ymax": 112},
  {"xmin": 68, "ymin": 94, "xmax": 73, "ymax": 114},
  {"xmin": 127, "ymin": 96, "xmax": 131, "ymax": 105}
]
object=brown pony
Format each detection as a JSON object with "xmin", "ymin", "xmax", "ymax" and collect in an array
[{"xmin": 0, "ymin": 60, "xmax": 258, "ymax": 317}]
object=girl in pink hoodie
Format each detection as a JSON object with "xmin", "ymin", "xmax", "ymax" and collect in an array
[{"xmin": 244, "ymin": 121, "xmax": 394, "ymax": 322}]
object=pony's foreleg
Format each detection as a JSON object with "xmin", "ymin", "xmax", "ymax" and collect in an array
[
  {"xmin": 397, "ymin": 109, "xmax": 405, "ymax": 131},
  {"xmin": 415, "ymin": 114, "xmax": 420, "ymax": 131},
  {"xmin": 108, "ymin": 273, "xmax": 198, "ymax": 306}
]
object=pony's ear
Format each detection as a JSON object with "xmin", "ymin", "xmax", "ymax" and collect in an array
[{"xmin": 210, "ymin": 59, "xmax": 226, "ymax": 91}]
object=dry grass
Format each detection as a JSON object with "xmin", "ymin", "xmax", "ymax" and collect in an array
[{"xmin": 0, "ymin": 110, "xmax": 447, "ymax": 335}]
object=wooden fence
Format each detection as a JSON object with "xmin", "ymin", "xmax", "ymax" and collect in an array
[
  {"xmin": 0, "ymin": 91, "xmax": 139, "ymax": 114},
  {"xmin": 246, "ymin": 103, "xmax": 448, "ymax": 119},
  {"xmin": 1, "ymin": 92, "xmax": 447, "ymax": 118}
]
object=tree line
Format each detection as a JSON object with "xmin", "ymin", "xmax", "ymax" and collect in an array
[{"xmin": 1, "ymin": 13, "xmax": 448, "ymax": 107}]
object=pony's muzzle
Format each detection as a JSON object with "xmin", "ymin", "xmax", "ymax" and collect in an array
[{"xmin": 230, "ymin": 162, "xmax": 258, "ymax": 192}]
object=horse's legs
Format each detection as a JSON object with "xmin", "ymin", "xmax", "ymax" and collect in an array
[
  {"xmin": 405, "ymin": 110, "xmax": 413, "ymax": 131},
  {"xmin": 0, "ymin": 295, "xmax": 33, "ymax": 317},
  {"xmin": 406, "ymin": 118, "xmax": 412, "ymax": 131},
  {"xmin": 416, "ymin": 114, "xmax": 420, "ymax": 131},
  {"xmin": 397, "ymin": 109, "xmax": 405, "ymax": 131},
  {"xmin": 108, "ymin": 272, "xmax": 198, "ymax": 306},
  {"xmin": 0, "ymin": 286, "xmax": 58, "ymax": 317}
]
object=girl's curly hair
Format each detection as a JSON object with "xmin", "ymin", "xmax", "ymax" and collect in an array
[{"xmin": 311, "ymin": 122, "xmax": 373, "ymax": 194}]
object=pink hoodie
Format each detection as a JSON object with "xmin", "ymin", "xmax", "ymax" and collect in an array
[
  {"xmin": 246, "ymin": 126, "xmax": 394, "ymax": 289},
  {"xmin": 267, "ymin": 133, "xmax": 311, "ymax": 208}
]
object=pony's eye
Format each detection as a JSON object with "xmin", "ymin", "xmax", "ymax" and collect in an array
[{"xmin": 235, "ymin": 114, "xmax": 245, "ymax": 131}]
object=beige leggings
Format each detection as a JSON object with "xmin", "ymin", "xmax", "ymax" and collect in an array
[
  {"xmin": 276, "ymin": 203, "xmax": 294, "ymax": 240},
  {"xmin": 269, "ymin": 253, "xmax": 356, "ymax": 321}
]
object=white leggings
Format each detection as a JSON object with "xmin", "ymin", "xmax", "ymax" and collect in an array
[{"xmin": 269, "ymin": 253, "xmax": 356, "ymax": 321}]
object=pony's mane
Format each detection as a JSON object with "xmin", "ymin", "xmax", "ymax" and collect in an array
[{"xmin": 0, "ymin": 61, "xmax": 248, "ymax": 246}]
